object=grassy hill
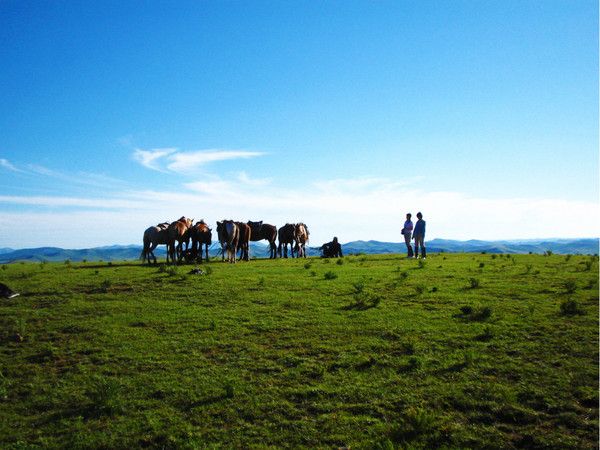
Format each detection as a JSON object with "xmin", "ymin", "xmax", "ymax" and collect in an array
[{"xmin": 0, "ymin": 253, "xmax": 598, "ymax": 448}]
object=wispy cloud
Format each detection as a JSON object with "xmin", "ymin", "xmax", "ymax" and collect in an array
[
  {"xmin": 132, "ymin": 148, "xmax": 177, "ymax": 171},
  {"xmin": 0, "ymin": 195, "xmax": 143, "ymax": 209},
  {"xmin": 25, "ymin": 164, "xmax": 128, "ymax": 188},
  {"xmin": 167, "ymin": 150, "xmax": 264, "ymax": 173},
  {"xmin": 0, "ymin": 158, "xmax": 24, "ymax": 173},
  {"xmin": 236, "ymin": 171, "xmax": 271, "ymax": 186},
  {"xmin": 132, "ymin": 148, "xmax": 264, "ymax": 173}
]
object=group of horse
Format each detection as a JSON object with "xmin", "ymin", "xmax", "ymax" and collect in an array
[{"xmin": 140, "ymin": 217, "xmax": 310, "ymax": 264}]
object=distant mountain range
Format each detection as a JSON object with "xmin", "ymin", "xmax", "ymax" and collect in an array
[{"xmin": 0, "ymin": 238, "xmax": 597, "ymax": 263}]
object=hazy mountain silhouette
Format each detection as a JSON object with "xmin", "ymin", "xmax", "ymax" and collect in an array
[{"xmin": 0, "ymin": 238, "xmax": 596, "ymax": 263}]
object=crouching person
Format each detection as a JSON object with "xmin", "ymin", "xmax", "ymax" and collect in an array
[{"xmin": 321, "ymin": 237, "xmax": 343, "ymax": 258}]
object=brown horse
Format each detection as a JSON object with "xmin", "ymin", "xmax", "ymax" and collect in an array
[
  {"xmin": 190, "ymin": 220, "xmax": 212, "ymax": 263},
  {"xmin": 234, "ymin": 222, "xmax": 251, "ymax": 261},
  {"xmin": 294, "ymin": 223, "xmax": 310, "ymax": 258},
  {"xmin": 140, "ymin": 222, "xmax": 171, "ymax": 264},
  {"xmin": 247, "ymin": 221, "xmax": 277, "ymax": 258},
  {"xmin": 167, "ymin": 216, "xmax": 193, "ymax": 264},
  {"xmin": 219, "ymin": 220, "xmax": 239, "ymax": 263},
  {"xmin": 278, "ymin": 223, "xmax": 296, "ymax": 258}
]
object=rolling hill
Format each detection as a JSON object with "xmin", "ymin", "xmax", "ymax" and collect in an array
[{"xmin": 0, "ymin": 238, "xmax": 596, "ymax": 263}]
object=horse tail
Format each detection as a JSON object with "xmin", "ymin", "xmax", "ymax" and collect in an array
[{"xmin": 140, "ymin": 233, "xmax": 149, "ymax": 261}]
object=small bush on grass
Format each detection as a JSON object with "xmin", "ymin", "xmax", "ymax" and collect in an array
[
  {"xmin": 459, "ymin": 305, "xmax": 492, "ymax": 321},
  {"xmin": 478, "ymin": 262, "xmax": 485, "ymax": 268},
  {"xmin": 223, "ymin": 381, "xmax": 235, "ymax": 399},
  {"xmin": 99, "ymin": 279, "xmax": 112, "ymax": 293},
  {"xmin": 473, "ymin": 306, "xmax": 492, "ymax": 321},
  {"xmin": 352, "ymin": 281, "xmax": 365, "ymax": 294},
  {"xmin": 400, "ymin": 340, "xmax": 416, "ymax": 355},
  {"xmin": 407, "ymin": 356, "xmax": 422, "ymax": 370},
  {"xmin": 560, "ymin": 299, "xmax": 585, "ymax": 316},
  {"xmin": 304, "ymin": 262, "xmax": 312, "ymax": 269},
  {"xmin": 417, "ymin": 259, "xmax": 426, "ymax": 269},
  {"xmin": 86, "ymin": 377, "xmax": 124, "ymax": 417},
  {"xmin": 344, "ymin": 291, "xmax": 382, "ymax": 311},
  {"xmin": 414, "ymin": 284, "xmax": 425, "ymax": 295},
  {"xmin": 324, "ymin": 271, "xmax": 337, "ymax": 280},
  {"xmin": 562, "ymin": 279, "xmax": 577, "ymax": 294},
  {"xmin": 524, "ymin": 263, "xmax": 533, "ymax": 274},
  {"xmin": 336, "ymin": 258, "xmax": 344, "ymax": 265},
  {"xmin": 469, "ymin": 277, "xmax": 480, "ymax": 289},
  {"xmin": 388, "ymin": 408, "xmax": 441, "ymax": 445},
  {"xmin": 460, "ymin": 305, "xmax": 473, "ymax": 315}
]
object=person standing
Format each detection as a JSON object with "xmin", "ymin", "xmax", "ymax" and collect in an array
[
  {"xmin": 413, "ymin": 212, "xmax": 426, "ymax": 259},
  {"xmin": 401, "ymin": 213, "xmax": 414, "ymax": 258}
]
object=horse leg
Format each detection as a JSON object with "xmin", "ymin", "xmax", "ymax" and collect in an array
[
  {"xmin": 205, "ymin": 244, "xmax": 209, "ymax": 262},
  {"xmin": 171, "ymin": 242, "xmax": 178, "ymax": 265},
  {"xmin": 149, "ymin": 242, "xmax": 158, "ymax": 264}
]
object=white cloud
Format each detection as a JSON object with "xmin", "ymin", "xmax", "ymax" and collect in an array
[
  {"xmin": 237, "ymin": 171, "xmax": 271, "ymax": 186},
  {"xmin": 132, "ymin": 148, "xmax": 176, "ymax": 171},
  {"xmin": 0, "ymin": 174, "xmax": 597, "ymax": 248},
  {"xmin": 0, "ymin": 158, "xmax": 24, "ymax": 172},
  {"xmin": 166, "ymin": 149, "xmax": 264, "ymax": 173},
  {"xmin": 132, "ymin": 148, "xmax": 264, "ymax": 173}
]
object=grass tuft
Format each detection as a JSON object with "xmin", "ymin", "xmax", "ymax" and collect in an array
[
  {"xmin": 559, "ymin": 299, "xmax": 585, "ymax": 316},
  {"xmin": 458, "ymin": 305, "xmax": 492, "ymax": 321},
  {"xmin": 562, "ymin": 279, "xmax": 577, "ymax": 294},
  {"xmin": 323, "ymin": 270, "xmax": 337, "ymax": 280}
]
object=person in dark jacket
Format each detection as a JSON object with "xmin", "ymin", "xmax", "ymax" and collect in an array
[
  {"xmin": 413, "ymin": 212, "xmax": 426, "ymax": 259},
  {"xmin": 321, "ymin": 237, "xmax": 343, "ymax": 258}
]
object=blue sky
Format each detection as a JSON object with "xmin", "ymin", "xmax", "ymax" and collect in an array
[{"xmin": 0, "ymin": 1, "xmax": 598, "ymax": 248}]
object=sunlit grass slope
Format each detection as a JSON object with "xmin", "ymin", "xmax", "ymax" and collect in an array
[{"xmin": 0, "ymin": 253, "xmax": 598, "ymax": 448}]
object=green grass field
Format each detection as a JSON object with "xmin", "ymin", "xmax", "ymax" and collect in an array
[{"xmin": 0, "ymin": 253, "xmax": 598, "ymax": 449}]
